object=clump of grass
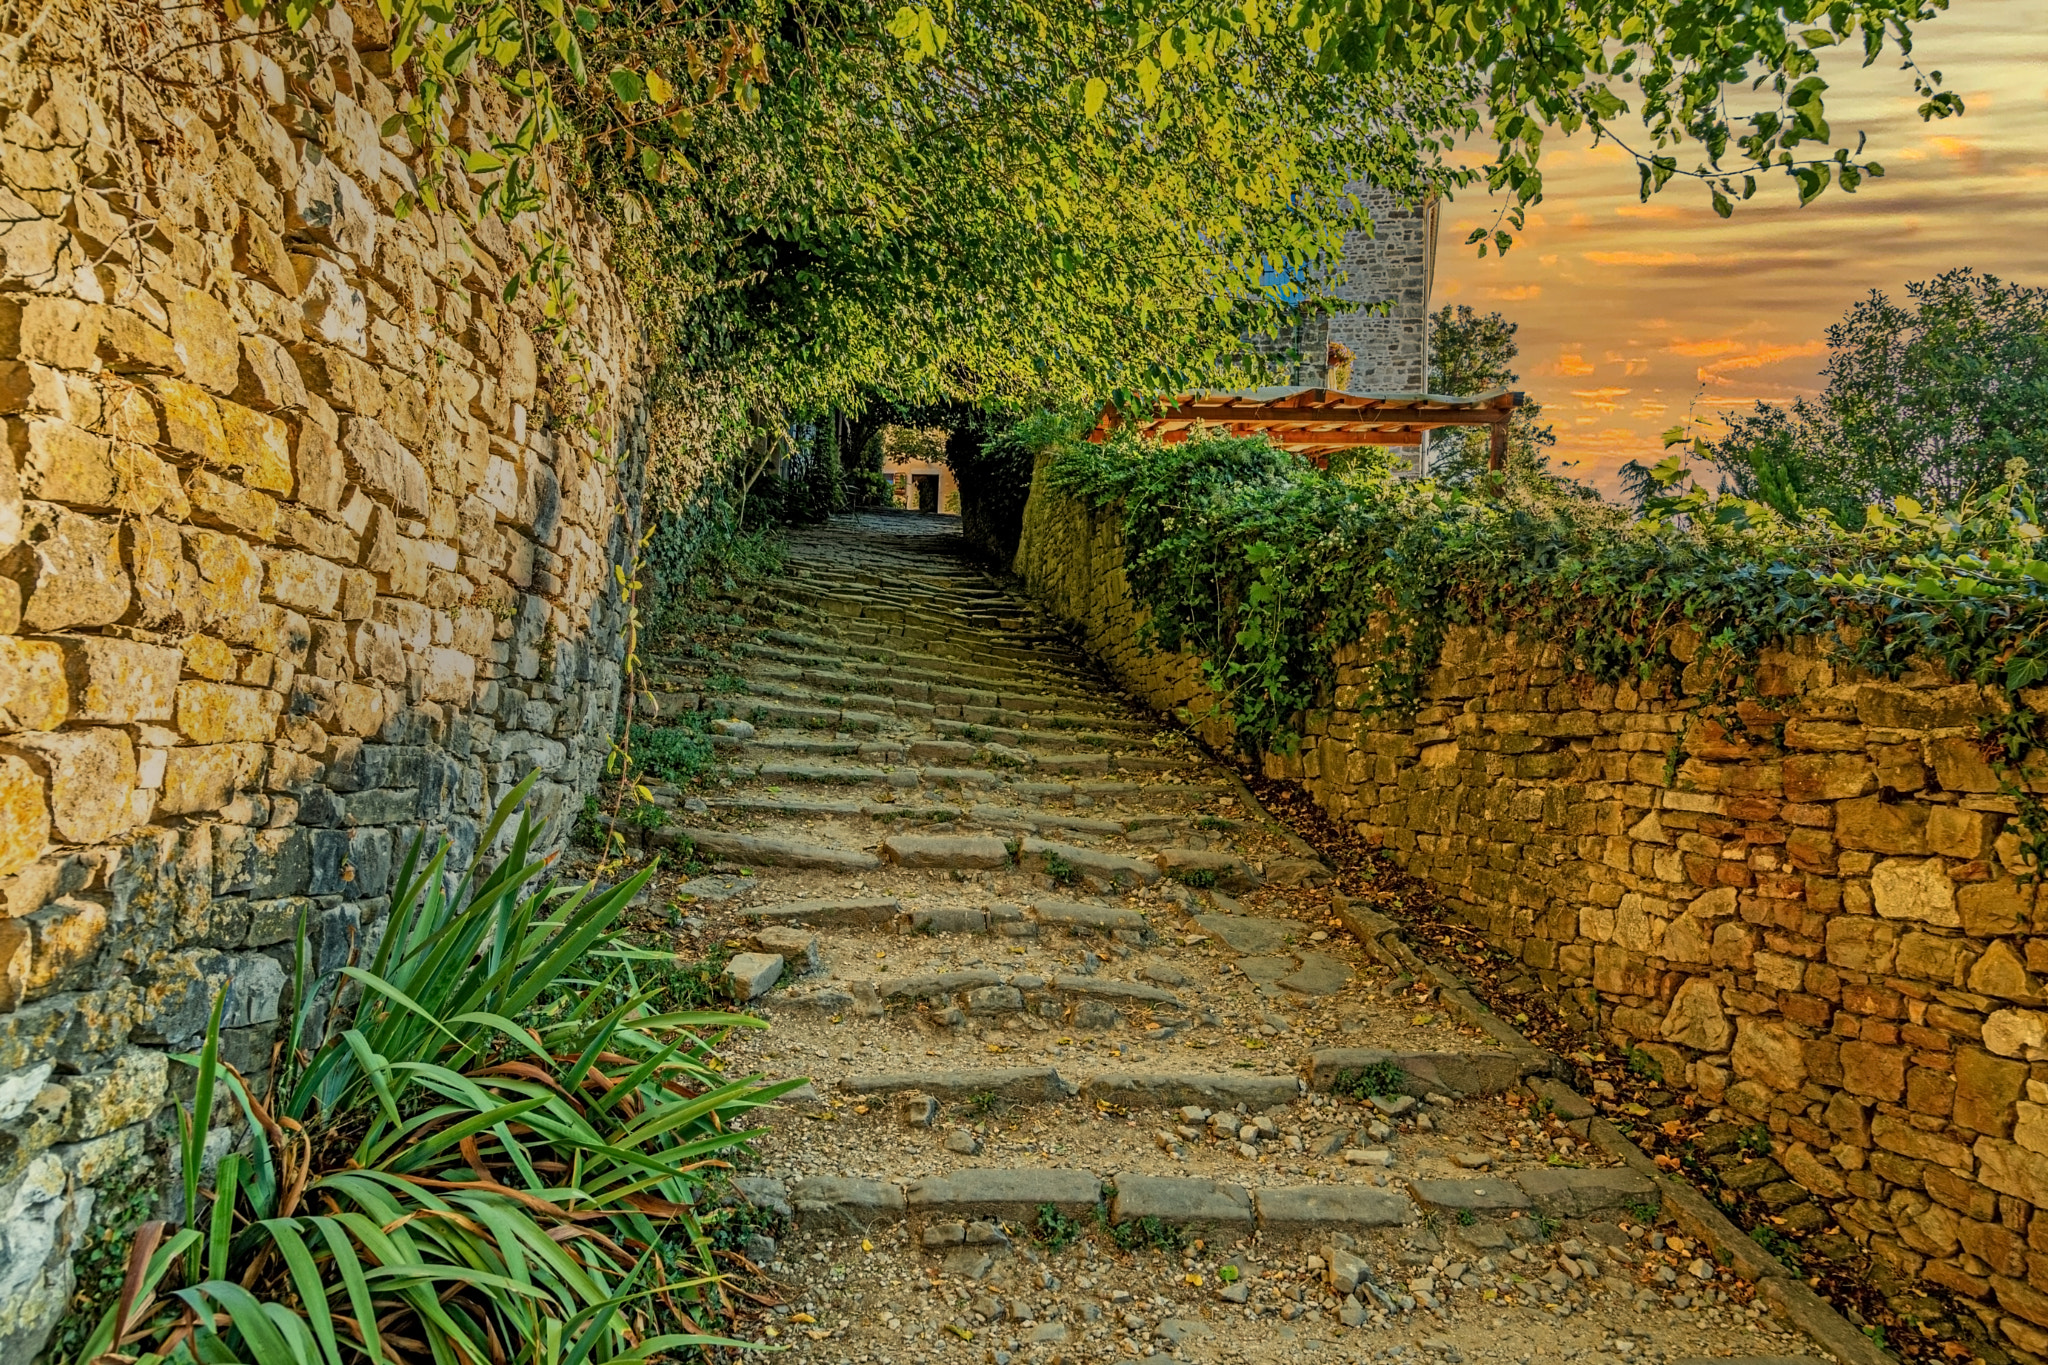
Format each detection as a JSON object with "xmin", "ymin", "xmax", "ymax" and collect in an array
[
  {"xmin": 1044, "ymin": 852, "xmax": 1081, "ymax": 887},
  {"xmin": 1104, "ymin": 1214, "xmax": 1183, "ymax": 1252},
  {"xmin": 1035, "ymin": 1204, "xmax": 1084, "ymax": 1250},
  {"xmin": 1172, "ymin": 867, "xmax": 1219, "ymax": 889},
  {"xmin": 629, "ymin": 711, "xmax": 716, "ymax": 783},
  {"xmin": 1333, "ymin": 1060, "xmax": 1407, "ymax": 1100}
]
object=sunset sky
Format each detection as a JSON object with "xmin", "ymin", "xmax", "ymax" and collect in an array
[{"xmin": 1432, "ymin": 0, "xmax": 2048, "ymax": 496}]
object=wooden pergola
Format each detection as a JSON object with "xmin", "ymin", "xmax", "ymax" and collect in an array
[{"xmin": 1087, "ymin": 386, "xmax": 1526, "ymax": 469}]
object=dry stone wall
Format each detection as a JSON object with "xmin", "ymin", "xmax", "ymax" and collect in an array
[
  {"xmin": 0, "ymin": 4, "xmax": 647, "ymax": 1354},
  {"xmin": 1016, "ymin": 459, "xmax": 2048, "ymax": 1363}
]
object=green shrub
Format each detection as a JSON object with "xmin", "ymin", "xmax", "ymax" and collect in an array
[
  {"xmin": 74, "ymin": 775, "xmax": 799, "ymax": 1365},
  {"xmin": 1044, "ymin": 427, "xmax": 2048, "ymax": 858},
  {"xmin": 1043, "ymin": 852, "xmax": 1080, "ymax": 887},
  {"xmin": 1034, "ymin": 1203, "xmax": 1085, "ymax": 1250},
  {"xmin": 1333, "ymin": 1060, "xmax": 1408, "ymax": 1100},
  {"xmin": 1172, "ymin": 867, "xmax": 1218, "ymax": 889},
  {"xmin": 1104, "ymin": 1214, "xmax": 1183, "ymax": 1253},
  {"xmin": 630, "ymin": 711, "xmax": 715, "ymax": 783}
]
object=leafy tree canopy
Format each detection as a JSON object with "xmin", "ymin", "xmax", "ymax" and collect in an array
[
  {"xmin": 291, "ymin": 0, "xmax": 1964, "ymax": 464},
  {"xmin": 1701, "ymin": 269, "xmax": 2048, "ymax": 519},
  {"xmin": 1424, "ymin": 304, "xmax": 1581, "ymax": 492}
]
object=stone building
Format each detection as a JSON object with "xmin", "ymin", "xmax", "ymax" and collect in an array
[{"xmin": 1254, "ymin": 181, "xmax": 1439, "ymax": 470}]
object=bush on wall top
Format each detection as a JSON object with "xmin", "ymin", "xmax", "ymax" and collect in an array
[{"xmin": 1045, "ymin": 422, "xmax": 2046, "ymax": 814}]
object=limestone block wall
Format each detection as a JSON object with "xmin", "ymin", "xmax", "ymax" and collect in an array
[
  {"xmin": 1017, "ymin": 462, "xmax": 2048, "ymax": 1362},
  {"xmin": 0, "ymin": 4, "xmax": 647, "ymax": 1354},
  {"xmin": 1258, "ymin": 183, "xmax": 1433, "ymax": 397}
]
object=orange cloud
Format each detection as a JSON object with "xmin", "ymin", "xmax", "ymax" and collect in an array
[
  {"xmin": 1484, "ymin": 285, "xmax": 1544, "ymax": 301},
  {"xmin": 1571, "ymin": 386, "xmax": 1632, "ymax": 412},
  {"xmin": 1699, "ymin": 340, "xmax": 1829, "ymax": 375},
  {"xmin": 1930, "ymin": 136, "xmax": 1985, "ymax": 171},
  {"xmin": 1555, "ymin": 352, "xmax": 1596, "ymax": 377},
  {"xmin": 1581, "ymin": 250, "xmax": 1703, "ymax": 267},
  {"xmin": 1666, "ymin": 337, "xmax": 1745, "ymax": 357}
]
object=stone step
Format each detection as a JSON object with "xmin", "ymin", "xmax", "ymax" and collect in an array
[
  {"xmin": 659, "ymin": 826, "xmax": 880, "ymax": 870},
  {"xmin": 830, "ymin": 1067, "xmax": 1304, "ymax": 1112},
  {"xmin": 730, "ymin": 664, "xmax": 1126, "ymax": 718},
  {"xmin": 715, "ymin": 671, "xmax": 1136, "ymax": 725},
  {"xmin": 737, "ymin": 635, "xmax": 1101, "ymax": 690},
  {"xmin": 730, "ymin": 652, "xmax": 1108, "ymax": 703},
  {"xmin": 748, "ymin": 1160, "xmax": 1659, "ymax": 1237}
]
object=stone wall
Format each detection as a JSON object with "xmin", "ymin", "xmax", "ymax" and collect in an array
[
  {"xmin": 1016, "ymin": 461, "xmax": 2048, "ymax": 1363},
  {"xmin": 1250, "ymin": 182, "xmax": 1434, "ymax": 474},
  {"xmin": 0, "ymin": 3, "xmax": 647, "ymax": 1354}
]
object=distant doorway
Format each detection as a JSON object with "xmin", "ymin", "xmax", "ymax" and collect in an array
[{"xmin": 913, "ymin": 473, "xmax": 940, "ymax": 513}]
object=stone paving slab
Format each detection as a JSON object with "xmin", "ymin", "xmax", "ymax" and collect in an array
[
  {"xmin": 906, "ymin": 1168, "xmax": 1103, "ymax": 1219},
  {"xmin": 1410, "ymin": 1176, "xmax": 1533, "ymax": 1212},
  {"xmin": 1254, "ymin": 1184, "xmax": 1416, "ymax": 1230},
  {"xmin": 1192, "ymin": 913, "xmax": 1297, "ymax": 954},
  {"xmin": 1110, "ymin": 1173, "xmax": 1253, "ymax": 1229},
  {"xmin": 1516, "ymin": 1166, "xmax": 1661, "ymax": 1217},
  {"xmin": 665, "ymin": 827, "xmax": 881, "ymax": 870},
  {"xmin": 744, "ymin": 896, "xmax": 903, "ymax": 926},
  {"xmin": 1080, "ymin": 1071, "xmax": 1301, "ymax": 1110},
  {"xmin": 1308, "ymin": 1048, "xmax": 1528, "ymax": 1097}
]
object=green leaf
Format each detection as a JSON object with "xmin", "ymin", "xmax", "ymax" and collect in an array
[
  {"xmin": 608, "ymin": 68, "xmax": 645, "ymax": 104},
  {"xmin": 1083, "ymin": 76, "xmax": 1108, "ymax": 117}
]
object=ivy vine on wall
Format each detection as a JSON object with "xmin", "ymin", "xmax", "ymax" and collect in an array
[{"xmin": 1046, "ymin": 425, "xmax": 2048, "ymax": 869}]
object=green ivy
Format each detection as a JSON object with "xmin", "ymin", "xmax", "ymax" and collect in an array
[{"xmin": 1047, "ymin": 427, "xmax": 2046, "ymax": 864}]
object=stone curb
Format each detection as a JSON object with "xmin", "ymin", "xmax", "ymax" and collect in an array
[
  {"xmin": 1216, "ymin": 786, "xmax": 1900, "ymax": 1365},
  {"xmin": 756, "ymin": 1166, "xmax": 1647, "ymax": 1235}
]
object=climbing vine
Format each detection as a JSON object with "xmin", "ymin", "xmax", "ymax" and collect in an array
[{"xmin": 1048, "ymin": 426, "xmax": 2046, "ymax": 867}]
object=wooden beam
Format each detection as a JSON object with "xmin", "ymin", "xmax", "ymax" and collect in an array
[
  {"xmin": 1272, "ymin": 430, "xmax": 1421, "ymax": 448},
  {"xmin": 1488, "ymin": 419, "xmax": 1508, "ymax": 471},
  {"xmin": 1159, "ymin": 404, "xmax": 1511, "ymax": 430}
]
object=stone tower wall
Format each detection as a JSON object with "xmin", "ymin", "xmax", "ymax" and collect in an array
[
  {"xmin": 0, "ymin": 3, "xmax": 647, "ymax": 1353},
  {"xmin": 1264, "ymin": 184, "xmax": 1434, "ymax": 395},
  {"xmin": 1016, "ymin": 461, "xmax": 2048, "ymax": 1364}
]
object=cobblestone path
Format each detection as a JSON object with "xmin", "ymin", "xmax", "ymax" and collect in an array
[{"xmin": 629, "ymin": 512, "xmax": 1830, "ymax": 1365}]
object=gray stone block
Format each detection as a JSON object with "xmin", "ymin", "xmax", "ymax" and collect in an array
[
  {"xmin": 664, "ymin": 827, "xmax": 879, "ymax": 870},
  {"xmin": 790, "ymin": 1176, "xmax": 905, "ymax": 1229},
  {"xmin": 724, "ymin": 952, "xmax": 783, "ymax": 1001},
  {"xmin": 1082, "ymin": 1072, "xmax": 1298, "ymax": 1110},
  {"xmin": 732, "ymin": 1176, "xmax": 791, "ymax": 1221},
  {"xmin": 1308, "ymin": 1048, "xmax": 1526, "ymax": 1098},
  {"xmin": 1111, "ymin": 1173, "xmax": 1253, "ymax": 1229},
  {"xmin": 906, "ymin": 1168, "xmax": 1101, "ymax": 1220},
  {"xmin": 881, "ymin": 834, "xmax": 1013, "ymax": 869},
  {"xmin": 840, "ymin": 1068, "xmax": 1070, "ymax": 1101},
  {"xmin": 746, "ymin": 897, "xmax": 902, "ymax": 927},
  {"xmin": 1053, "ymin": 977, "xmax": 1181, "ymax": 1008},
  {"xmin": 1255, "ymin": 1184, "xmax": 1415, "ymax": 1230},
  {"xmin": 1030, "ymin": 898, "xmax": 1150, "ymax": 936},
  {"xmin": 1155, "ymin": 848, "xmax": 1261, "ymax": 892},
  {"xmin": 1409, "ymin": 1177, "xmax": 1532, "ymax": 1213},
  {"xmin": 906, "ymin": 907, "xmax": 989, "ymax": 935},
  {"xmin": 1515, "ymin": 1167, "xmax": 1660, "ymax": 1217},
  {"xmin": 1020, "ymin": 838, "xmax": 1159, "ymax": 886}
]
